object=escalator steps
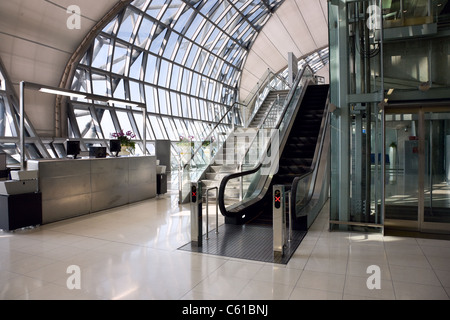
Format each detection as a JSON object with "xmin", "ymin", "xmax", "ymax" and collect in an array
[
  {"xmin": 178, "ymin": 224, "xmax": 307, "ymax": 265},
  {"xmin": 245, "ymin": 84, "xmax": 329, "ymax": 227}
]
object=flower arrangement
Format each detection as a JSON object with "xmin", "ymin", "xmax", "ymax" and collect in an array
[
  {"xmin": 111, "ymin": 130, "xmax": 136, "ymax": 153},
  {"xmin": 177, "ymin": 135, "xmax": 195, "ymax": 147}
]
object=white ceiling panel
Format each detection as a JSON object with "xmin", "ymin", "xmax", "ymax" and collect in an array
[
  {"xmin": 259, "ymin": 14, "xmax": 303, "ymax": 59},
  {"xmin": 250, "ymin": 32, "xmax": 288, "ymax": 72},
  {"xmin": 0, "ymin": 0, "xmax": 126, "ymax": 136},
  {"xmin": 239, "ymin": 0, "xmax": 329, "ymax": 101},
  {"xmin": 240, "ymin": 50, "xmax": 270, "ymax": 100},
  {"xmin": 296, "ymin": 0, "xmax": 329, "ymax": 46}
]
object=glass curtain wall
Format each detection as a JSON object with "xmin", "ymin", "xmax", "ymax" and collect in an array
[
  {"xmin": 0, "ymin": 0, "xmax": 330, "ymax": 170},
  {"xmin": 69, "ymin": 0, "xmax": 285, "ymax": 170},
  {"xmin": 0, "ymin": 63, "xmax": 55, "ymax": 165}
]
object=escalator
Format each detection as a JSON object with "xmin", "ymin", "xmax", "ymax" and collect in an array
[{"xmin": 218, "ymin": 80, "xmax": 330, "ymax": 229}]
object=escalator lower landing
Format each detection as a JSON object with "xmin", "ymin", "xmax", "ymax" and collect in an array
[{"xmin": 178, "ymin": 223, "xmax": 307, "ymax": 264}]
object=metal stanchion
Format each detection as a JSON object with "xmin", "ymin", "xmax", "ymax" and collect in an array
[
  {"xmin": 273, "ymin": 185, "xmax": 287, "ymax": 257},
  {"xmin": 205, "ymin": 186, "xmax": 219, "ymax": 240},
  {"xmin": 190, "ymin": 182, "xmax": 203, "ymax": 247}
]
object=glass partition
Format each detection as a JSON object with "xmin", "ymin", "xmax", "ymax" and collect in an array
[
  {"xmin": 382, "ymin": 0, "xmax": 449, "ymax": 28},
  {"xmin": 292, "ymin": 172, "xmax": 314, "ymax": 214}
]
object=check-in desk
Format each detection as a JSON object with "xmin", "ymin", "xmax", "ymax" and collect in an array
[{"xmin": 28, "ymin": 156, "xmax": 157, "ymax": 224}]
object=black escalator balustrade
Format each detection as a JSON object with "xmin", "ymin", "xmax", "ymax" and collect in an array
[{"xmin": 219, "ymin": 84, "xmax": 330, "ymax": 229}]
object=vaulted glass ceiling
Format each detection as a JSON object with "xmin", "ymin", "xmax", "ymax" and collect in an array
[
  {"xmin": 70, "ymin": 0, "xmax": 285, "ymax": 147},
  {"xmin": 0, "ymin": 0, "xmax": 329, "ymax": 164},
  {"xmin": 64, "ymin": 0, "xmax": 323, "ymax": 162}
]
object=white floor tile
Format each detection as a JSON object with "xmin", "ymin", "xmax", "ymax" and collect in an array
[
  {"xmin": 0, "ymin": 275, "xmax": 47, "ymax": 300},
  {"xmin": 237, "ymin": 279, "xmax": 295, "ymax": 300},
  {"xmin": 296, "ymin": 270, "xmax": 346, "ymax": 293},
  {"xmin": 1, "ymin": 185, "xmax": 450, "ymax": 300},
  {"xmin": 393, "ymin": 281, "xmax": 450, "ymax": 300},
  {"xmin": 289, "ymin": 286, "xmax": 342, "ymax": 300},
  {"xmin": 304, "ymin": 256, "xmax": 348, "ymax": 275},
  {"xmin": 344, "ymin": 275, "xmax": 396, "ymax": 300},
  {"xmin": 14, "ymin": 282, "xmax": 103, "ymax": 300},
  {"xmin": 346, "ymin": 260, "xmax": 392, "ymax": 280},
  {"xmin": 252, "ymin": 265, "xmax": 303, "ymax": 286},
  {"xmin": 434, "ymin": 269, "xmax": 450, "ymax": 287},
  {"xmin": 190, "ymin": 272, "xmax": 251, "ymax": 299},
  {"xmin": 386, "ymin": 251, "xmax": 432, "ymax": 269},
  {"xmin": 389, "ymin": 264, "xmax": 441, "ymax": 286}
]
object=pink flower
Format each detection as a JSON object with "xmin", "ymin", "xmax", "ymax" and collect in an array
[{"xmin": 112, "ymin": 129, "xmax": 136, "ymax": 140}]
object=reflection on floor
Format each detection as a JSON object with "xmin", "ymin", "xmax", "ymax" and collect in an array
[
  {"xmin": 0, "ymin": 173, "xmax": 450, "ymax": 300},
  {"xmin": 385, "ymin": 171, "xmax": 450, "ymax": 222}
]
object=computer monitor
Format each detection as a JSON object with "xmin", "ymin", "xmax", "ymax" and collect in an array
[
  {"xmin": 110, "ymin": 139, "xmax": 121, "ymax": 157},
  {"xmin": 89, "ymin": 147, "xmax": 107, "ymax": 158},
  {"xmin": 66, "ymin": 140, "xmax": 81, "ymax": 159}
]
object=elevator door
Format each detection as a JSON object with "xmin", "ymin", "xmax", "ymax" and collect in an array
[{"xmin": 384, "ymin": 107, "xmax": 450, "ymax": 234}]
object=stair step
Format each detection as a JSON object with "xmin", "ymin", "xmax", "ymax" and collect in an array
[{"xmin": 210, "ymin": 165, "xmax": 239, "ymax": 173}]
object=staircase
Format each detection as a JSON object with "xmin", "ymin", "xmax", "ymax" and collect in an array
[
  {"xmin": 199, "ymin": 90, "xmax": 289, "ymax": 203},
  {"xmin": 248, "ymin": 90, "xmax": 290, "ymax": 128},
  {"xmin": 201, "ymin": 128, "xmax": 258, "ymax": 203}
]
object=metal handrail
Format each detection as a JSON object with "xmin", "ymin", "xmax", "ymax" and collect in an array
[
  {"xmin": 241, "ymin": 68, "xmax": 291, "ymax": 106},
  {"xmin": 205, "ymin": 186, "xmax": 219, "ymax": 239},
  {"xmin": 245, "ymin": 74, "xmax": 292, "ymax": 128},
  {"xmin": 183, "ymin": 66, "xmax": 297, "ymax": 175},
  {"xmin": 185, "ymin": 71, "xmax": 290, "ymax": 170},
  {"xmin": 258, "ymin": 94, "xmax": 286, "ymax": 130},
  {"xmin": 183, "ymin": 103, "xmax": 240, "ymax": 170}
]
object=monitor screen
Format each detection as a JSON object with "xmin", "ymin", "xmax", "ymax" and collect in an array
[
  {"xmin": 66, "ymin": 141, "xmax": 80, "ymax": 158},
  {"xmin": 110, "ymin": 139, "xmax": 121, "ymax": 156},
  {"xmin": 89, "ymin": 147, "xmax": 107, "ymax": 158}
]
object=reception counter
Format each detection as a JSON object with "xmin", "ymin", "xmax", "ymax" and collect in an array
[{"xmin": 28, "ymin": 156, "xmax": 157, "ymax": 224}]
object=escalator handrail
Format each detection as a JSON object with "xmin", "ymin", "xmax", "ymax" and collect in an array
[{"xmin": 218, "ymin": 66, "xmax": 314, "ymax": 217}]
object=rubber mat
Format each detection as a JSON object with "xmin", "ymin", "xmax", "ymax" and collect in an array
[{"xmin": 178, "ymin": 224, "xmax": 306, "ymax": 264}]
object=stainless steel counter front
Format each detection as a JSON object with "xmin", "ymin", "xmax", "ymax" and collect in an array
[{"xmin": 28, "ymin": 156, "xmax": 156, "ymax": 224}]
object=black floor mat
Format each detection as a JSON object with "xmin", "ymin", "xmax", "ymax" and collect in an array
[{"xmin": 178, "ymin": 224, "xmax": 306, "ymax": 264}]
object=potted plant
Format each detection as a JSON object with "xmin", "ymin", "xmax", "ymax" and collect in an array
[
  {"xmin": 176, "ymin": 135, "xmax": 195, "ymax": 148},
  {"xmin": 111, "ymin": 130, "xmax": 136, "ymax": 155}
]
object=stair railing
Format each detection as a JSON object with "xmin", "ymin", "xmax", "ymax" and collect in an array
[
  {"xmin": 243, "ymin": 69, "xmax": 292, "ymax": 128},
  {"xmin": 178, "ymin": 69, "xmax": 293, "ymax": 203},
  {"xmin": 258, "ymin": 94, "xmax": 286, "ymax": 130},
  {"xmin": 184, "ymin": 68, "xmax": 294, "ymax": 175}
]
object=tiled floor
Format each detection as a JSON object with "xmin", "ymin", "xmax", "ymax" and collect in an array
[{"xmin": 1, "ymin": 185, "xmax": 450, "ymax": 300}]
